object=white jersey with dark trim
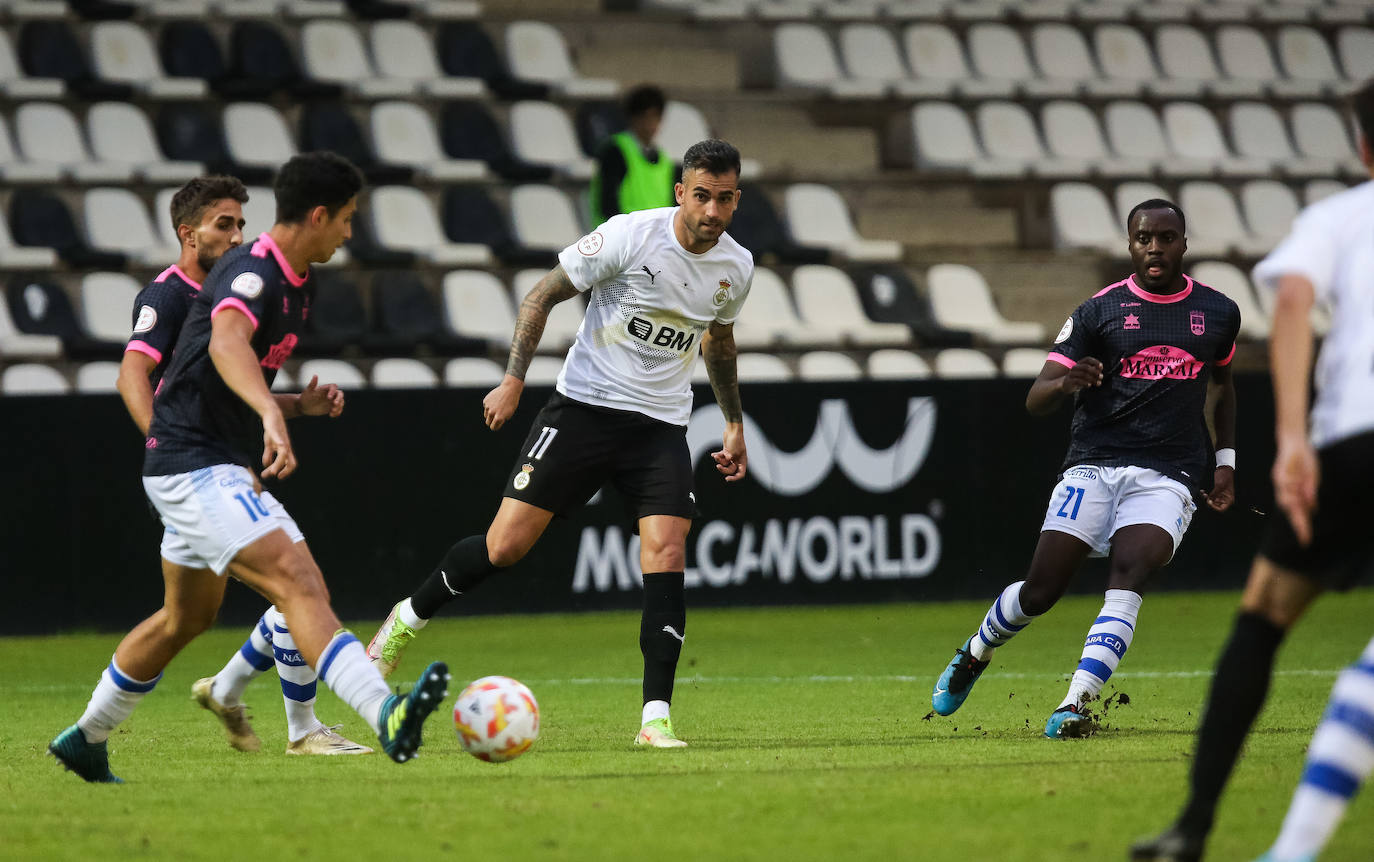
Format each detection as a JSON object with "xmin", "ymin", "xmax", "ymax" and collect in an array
[
  {"xmin": 555, "ymin": 206, "xmax": 754, "ymax": 426},
  {"xmin": 1252, "ymin": 180, "xmax": 1374, "ymax": 450}
]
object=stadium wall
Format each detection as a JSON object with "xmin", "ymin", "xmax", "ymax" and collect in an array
[{"xmin": 4, "ymin": 375, "xmax": 1285, "ymax": 635}]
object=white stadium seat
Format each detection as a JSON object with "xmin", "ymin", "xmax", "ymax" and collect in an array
[
  {"xmin": 731, "ymin": 267, "xmax": 830, "ymax": 350},
  {"xmin": 975, "ymin": 101, "xmax": 1082, "ymax": 179},
  {"xmin": 934, "ymin": 348, "xmax": 998, "ymax": 379},
  {"xmin": 1190, "ymin": 260, "xmax": 1271, "ymax": 341},
  {"xmin": 1002, "ymin": 348, "xmax": 1049, "ymax": 378},
  {"xmin": 75, "ymin": 360, "xmax": 121, "ymax": 393},
  {"xmin": 1049, "ymin": 182, "xmax": 1124, "ymax": 254},
  {"xmin": 1154, "ymin": 24, "xmax": 1261, "ymax": 100},
  {"xmin": 904, "ymin": 102, "xmax": 1021, "ymax": 178},
  {"xmin": 509, "ymin": 184, "xmax": 583, "ymax": 255},
  {"xmin": 239, "ymin": 185, "xmax": 276, "ymax": 240},
  {"xmin": 654, "ymin": 101, "xmax": 766, "ymax": 177},
  {"xmin": 368, "ymin": 186, "xmax": 490, "ymax": 266},
  {"xmin": 86, "ymin": 102, "xmax": 201, "ymax": 184},
  {"xmin": 90, "ymin": 22, "xmax": 205, "ymax": 99},
  {"xmin": 444, "ymin": 357, "xmax": 506, "ymax": 388},
  {"xmin": 772, "ymin": 22, "xmax": 885, "ymax": 98},
  {"xmin": 1304, "ymin": 179, "xmax": 1349, "ymax": 206},
  {"xmin": 797, "ymin": 350, "xmax": 863, "ymax": 381},
  {"xmin": 1032, "ymin": 24, "xmax": 1138, "ymax": 98},
  {"xmin": 297, "ymin": 358, "xmax": 366, "ymax": 389},
  {"xmin": 838, "ymin": 23, "xmax": 928, "ymax": 98},
  {"xmin": 927, "ymin": 263, "xmax": 1046, "ymax": 345},
  {"xmin": 442, "ymin": 270, "xmax": 517, "ymax": 344},
  {"xmin": 1113, "ymin": 181, "xmax": 1171, "ymax": 230},
  {"xmin": 791, "ymin": 264, "xmax": 912, "ymax": 347},
  {"xmin": 1238, "ymin": 179, "xmax": 1301, "ymax": 248},
  {"xmin": 1041, "ymin": 101, "xmax": 1149, "ymax": 178},
  {"xmin": 511, "ymin": 268, "xmax": 585, "ymax": 354},
  {"xmin": 1229, "ymin": 101, "xmax": 1332, "ymax": 179},
  {"xmin": 0, "ymin": 28, "xmax": 64, "ymax": 99},
  {"xmin": 1094, "ymin": 24, "xmax": 1200, "ymax": 99},
  {"xmin": 372, "ymin": 357, "xmax": 439, "ymax": 389},
  {"xmin": 79, "ymin": 271, "xmax": 141, "ymax": 345},
  {"xmin": 1290, "ymin": 102, "xmax": 1364, "ymax": 177},
  {"xmin": 507, "ymin": 101, "xmax": 596, "ymax": 180},
  {"xmin": 1104, "ymin": 101, "xmax": 1210, "ymax": 178},
  {"xmin": 903, "ymin": 23, "xmax": 1011, "ymax": 99},
  {"xmin": 14, "ymin": 102, "xmax": 129, "ymax": 183},
  {"xmin": 1336, "ymin": 27, "xmax": 1374, "ymax": 82},
  {"xmin": 783, "ymin": 184, "xmax": 902, "ymax": 262},
  {"xmin": 369, "ymin": 20, "xmax": 485, "ymax": 98},
  {"xmin": 522, "ymin": 355, "xmax": 566, "ymax": 385},
  {"xmin": 223, "ymin": 103, "xmax": 296, "ymax": 170},
  {"xmin": 1178, "ymin": 181, "xmax": 1271, "ymax": 258},
  {"xmin": 968, "ymin": 23, "xmax": 1076, "ymax": 98},
  {"xmin": 735, "ymin": 352, "xmax": 794, "ymax": 382},
  {"xmin": 0, "ymin": 113, "xmax": 61, "ymax": 184},
  {"xmin": 866, "ymin": 348, "xmax": 931, "ymax": 380},
  {"xmin": 301, "ymin": 19, "xmax": 416, "ymax": 98},
  {"xmin": 1162, "ymin": 101, "xmax": 1268, "ymax": 177},
  {"xmin": 504, "ymin": 20, "xmax": 618, "ymax": 98},
  {"xmin": 2, "ymin": 362, "xmax": 70, "ymax": 395},
  {"xmin": 1275, "ymin": 26, "xmax": 1341, "ymax": 93},
  {"xmin": 83, "ymin": 188, "xmax": 180, "ymax": 265},
  {"xmin": 369, "ymin": 101, "xmax": 487, "ymax": 181},
  {"xmin": 1216, "ymin": 25, "xmax": 1324, "ymax": 100}
]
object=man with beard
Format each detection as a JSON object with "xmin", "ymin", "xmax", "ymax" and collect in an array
[{"xmin": 929, "ymin": 199, "xmax": 1242, "ymax": 739}]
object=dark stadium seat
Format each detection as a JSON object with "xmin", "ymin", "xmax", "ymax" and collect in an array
[
  {"xmin": 155, "ymin": 102, "xmax": 274, "ymax": 186},
  {"xmin": 69, "ymin": 0, "xmax": 138, "ymax": 21},
  {"xmin": 300, "ymin": 271, "xmax": 368, "ymax": 356},
  {"xmin": 575, "ymin": 100, "xmax": 627, "ymax": 157},
  {"xmin": 345, "ymin": 214, "xmax": 416, "ymax": 267},
  {"xmin": 848, "ymin": 264, "xmax": 974, "ymax": 348},
  {"xmin": 439, "ymin": 102, "xmax": 552, "ymax": 182},
  {"xmin": 18, "ymin": 20, "xmax": 133, "ymax": 100},
  {"xmin": 5, "ymin": 275, "xmax": 106, "ymax": 358},
  {"xmin": 367, "ymin": 271, "xmax": 479, "ymax": 355},
  {"xmin": 436, "ymin": 22, "xmax": 547, "ymax": 101},
  {"xmin": 8, "ymin": 190, "xmax": 128, "ymax": 270},
  {"xmin": 441, "ymin": 186, "xmax": 548, "ymax": 267},
  {"xmin": 228, "ymin": 22, "xmax": 343, "ymax": 101},
  {"xmin": 344, "ymin": 0, "xmax": 411, "ymax": 19},
  {"xmin": 301, "ymin": 102, "xmax": 415, "ymax": 186},
  {"xmin": 160, "ymin": 21, "xmax": 264, "ymax": 101},
  {"xmin": 726, "ymin": 191, "xmax": 829, "ymax": 266}
]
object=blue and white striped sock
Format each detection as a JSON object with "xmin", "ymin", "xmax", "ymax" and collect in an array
[
  {"xmin": 77, "ymin": 656, "xmax": 162, "ymax": 744},
  {"xmin": 211, "ymin": 611, "xmax": 275, "ymax": 707},
  {"xmin": 1060, "ymin": 589, "xmax": 1141, "ymax": 709},
  {"xmin": 969, "ymin": 581, "xmax": 1034, "ymax": 662},
  {"xmin": 267, "ymin": 611, "xmax": 323, "ymax": 743},
  {"xmin": 1267, "ymin": 638, "xmax": 1374, "ymax": 861},
  {"xmin": 316, "ymin": 631, "xmax": 391, "ymax": 736}
]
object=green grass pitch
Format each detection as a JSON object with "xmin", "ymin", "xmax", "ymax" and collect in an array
[{"xmin": 2, "ymin": 590, "xmax": 1371, "ymax": 861}]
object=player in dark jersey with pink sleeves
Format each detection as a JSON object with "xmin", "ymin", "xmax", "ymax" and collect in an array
[
  {"xmin": 929, "ymin": 199, "xmax": 1242, "ymax": 739},
  {"xmin": 50, "ymin": 153, "xmax": 449, "ymax": 784}
]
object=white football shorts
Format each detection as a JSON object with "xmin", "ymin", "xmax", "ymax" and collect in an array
[
  {"xmin": 144, "ymin": 464, "xmax": 304, "ymax": 574},
  {"xmin": 1039, "ymin": 464, "xmax": 1196, "ymax": 559}
]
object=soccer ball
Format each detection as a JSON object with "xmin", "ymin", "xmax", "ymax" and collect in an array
[{"xmin": 452, "ymin": 675, "xmax": 540, "ymax": 762}]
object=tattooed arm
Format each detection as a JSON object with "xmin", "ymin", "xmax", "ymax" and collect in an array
[
  {"xmin": 482, "ymin": 264, "xmax": 581, "ymax": 430},
  {"xmin": 701, "ymin": 320, "xmax": 747, "ymax": 482}
]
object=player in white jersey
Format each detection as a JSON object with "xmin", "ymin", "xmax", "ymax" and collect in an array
[
  {"xmin": 366, "ymin": 140, "xmax": 754, "ymax": 747},
  {"xmin": 1134, "ymin": 79, "xmax": 1374, "ymax": 862}
]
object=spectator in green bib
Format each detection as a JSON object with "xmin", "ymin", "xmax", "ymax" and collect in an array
[{"xmin": 590, "ymin": 85, "xmax": 676, "ymax": 225}]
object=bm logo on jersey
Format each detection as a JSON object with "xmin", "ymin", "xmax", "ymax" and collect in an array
[{"xmin": 628, "ymin": 316, "xmax": 695, "ymax": 353}]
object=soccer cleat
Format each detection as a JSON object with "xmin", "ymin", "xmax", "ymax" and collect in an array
[
  {"xmin": 635, "ymin": 717, "xmax": 688, "ymax": 748},
  {"xmin": 1129, "ymin": 827, "xmax": 1204, "ymax": 862},
  {"xmin": 191, "ymin": 677, "xmax": 261, "ymax": 752},
  {"xmin": 931, "ymin": 637, "xmax": 990, "ymax": 716},
  {"xmin": 1044, "ymin": 704, "xmax": 1094, "ymax": 739},
  {"xmin": 285, "ymin": 724, "xmax": 374, "ymax": 756},
  {"xmin": 367, "ymin": 601, "xmax": 420, "ymax": 679},
  {"xmin": 49, "ymin": 725, "xmax": 122, "ymax": 784},
  {"xmin": 377, "ymin": 660, "xmax": 450, "ymax": 764}
]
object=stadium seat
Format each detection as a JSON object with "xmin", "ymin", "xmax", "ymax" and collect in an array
[
  {"xmin": 371, "ymin": 357, "xmax": 439, "ymax": 389},
  {"xmin": 792, "ymin": 264, "xmax": 912, "ymax": 347},
  {"xmin": 301, "ymin": 270, "xmax": 367, "ymax": 355},
  {"xmin": 508, "ymin": 184, "xmax": 583, "ymax": 256},
  {"xmin": 369, "ymin": 20, "xmax": 485, "ymax": 98},
  {"xmin": 223, "ymin": 102, "xmax": 296, "ymax": 171},
  {"xmin": 1, "ymin": 362, "xmax": 70, "ymax": 395},
  {"xmin": 0, "ymin": 289, "xmax": 61, "ymax": 358},
  {"xmin": 440, "ymin": 101, "xmax": 551, "ymax": 182},
  {"xmin": 1304, "ymin": 179, "xmax": 1349, "ymax": 205},
  {"xmin": 797, "ymin": 350, "xmax": 863, "ymax": 381},
  {"xmin": 837, "ymin": 24, "xmax": 918, "ymax": 98},
  {"xmin": 436, "ymin": 20, "xmax": 547, "ymax": 101},
  {"xmin": 1001, "ymin": 347, "xmax": 1048, "ymax": 378},
  {"xmin": 237, "ymin": 185, "xmax": 275, "ymax": 239},
  {"xmin": 507, "ymin": 101, "xmax": 596, "ymax": 180},
  {"xmin": 521, "ymin": 355, "xmax": 565, "ymax": 385},
  {"xmin": 1031, "ymin": 23, "xmax": 1134, "ymax": 99},
  {"xmin": 442, "ymin": 270, "xmax": 517, "ymax": 345},
  {"xmin": 0, "ymin": 28, "xmax": 65, "ymax": 98},
  {"xmin": 75, "ymin": 360, "xmax": 120, "ymax": 393},
  {"xmin": 368, "ymin": 186, "xmax": 490, "ymax": 266},
  {"xmin": 90, "ymin": 21, "xmax": 204, "ymax": 99},
  {"xmin": 297, "ymin": 358, "xmax": 366, "ymax": 389},
  {"xmin": 300, "ymin": 19, "xmax": 415, "ymax": 98},
  {"xmin": 1040, "ymin": 101, "xmax": 1147, "ymax": 179},
  {"xmin": 926, "ymin": 263, "xmax": 1046, "ymax": 345},
  {"xmin": 848, "ymin": 264, "xmax": 972, "ymax": 347},
  {"xmin": 1336, "ymin": 27, "xmax": 1374, "ymax": 82},
  {"xmin": 83, "ymin": 188, "xmax": 179, "ymax": 265},
  {"xmin": 902, "ymin": 23, "xmax": 1009, "ymax": 99},
  {"xmin": 271, "ymin": 366, "xmax": 296, "ymax": 392},
  {"xmin": 1275, "ymin": 25, "xmax": 1342, "ymax": 95},
  {"xmin": 1162, "ymin": 102, "xmax": 1268, "ymax": 177},
  {"xmin": 866, "ymin": 348, "xmax": 931, "ymax": 380},
  {"xmin": 1216, "ymin": 25, "xmax": 1323, "ymax": 100},
  {"xmin": 79, "ymin": 271, "xmax": 140, "ymax": 348},
  {"xmin": 1189, "ymin": 260, "xmax": 1271, "ymax": 341},
  {"xmin": 5, "ymin": 274, "xmax": 103, "ymax": 357},
  {"xmin": 1238, "ymin": 179, "xmax": 1301, "ymax": 248},
  {"xmin": 14, "ymin": 102, "xmax": 130, "ymax": 183},
  {"xmin": 974, "ymin": 101, "xmax": 1082, "ymax": 179},
  {"xmin": 1178, "ymin": 181, "xmax": 1271, "ymax": 258},
  {"xmin": 783, "ymin": 184, "xmax": 901, "ymax": 262},
  {"xmin": 934, "ymin": 348, "xmax": 998, "ymax": 379},
  {"xmin": 0, "ymin": 207, "xmax": 59, "ymax": 270},
  {"xmin": 157, "ymin": 101, "xmax": 268, "ymax": 185},
  {"xmin": 511, "ymin": 268, "xmax": 585, "ymax": 354},
  {"xmin": 1229, "ymin": 101, "xmax": 1331, "ymax": 179},
  {"xmin": 1153, "ymin": 24, "xmax": 1262, "ymax": 100},
  {"xmin": 86, "ymin": 102, "xmax": 201, "ymax": 184},
  {"xmin": 773, "ymin": 23, "xmax": 861, "ymax": 96},
  {"xmin": 300, "ymin": 102, "xmax": 413, "ymax": 186},
  {"xmin": 732, "ymin": 267, "xmax": 829, "ymax": 350},
  {"xmin": 159, "ymin": 21, "xmax": 252, "ymax": 99},
  {"xmin": 573, "ymin": 99, "xmax": 624, "ymax": 157},
  {"xmin": 503, "ymin": 20, "xmax": 618, "ymax": 98},
  {"xmin": 1104, "ymin": 101, "xmax": 1210, "ymax": 178},
  {"xmin": 9, "ymin": 189, "xmax": 127, "ymax": 269},
  {"xmin": 228, "ymin": 21, "xmax": 342, "ymax": 100},
  {"xmin": 724, "ymin": 190, "xmax": 825, "ymax": 266},
  {"xmin": 1049, "ymin": 182, "xmax": 1124, "ymax": 255},
  {"xmin": 369, "ymin": 101, "xmax": 487, "ymax": 181},
  {"xmin": 902, "ymin": 102, "xmax": 1020, "ymax": 178},
  {"xmin": 735, "ymin": 352, "xmax": 794, "ymax": 383},
  {"xmin": 18, "ymin": 20, "xmax": 133, "ymax": 100},
  {"xmin": 1290, "ymin": 102, "xmax": 1365, "ymax": 178},
  {"xmin": 441, "ymin": 187, "xmax": 545, "ymax": 267},
  {"xmin": 444, "ymin": 356, "xmax": 505, "ymax": 388},
  {"xmin": 968, "ymin": 23, "xmax": 1076, "ymax": 98},
  {"xmin": 0, "ymin": 113, "xmax": 62, "ymax": 184},
  {"xmin": 1093, "ymin": 24, "xmax": 1200, "ymax": 99}
]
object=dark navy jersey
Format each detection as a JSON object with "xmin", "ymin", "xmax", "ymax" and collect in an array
[
  {"xmin": 125, "ymin": 264, "xmax": 202, "ymax": 389},
  {"xmin": 143, "ymin": 233, "xmax": 312, "ymax": 476},
  {"xmin": 1046, "ymin": 273, "xmax": 1241, "ymax": 491}
]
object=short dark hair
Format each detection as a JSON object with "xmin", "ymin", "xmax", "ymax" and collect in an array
[
  {"xmin": 1349, "ymin": 77, "xmax": 1374, "ymax": 152},
  {"xmin": 680, "ymin": 139, "xmax": 741, "ymax": 180},
  {"xmin": 624, "ymin": 84, "xmax": 666, "ymax": 118},
  {"xmin": 273, "ymin": 151, "xmax": 364, "ymax": 225},
  {"xmin": 1125, "ymin": 198, "xmax": 1186, "ymax": 235},
  {"xmin": 169, "ymin": 175, "xmax": 248, "ymax": 235}
]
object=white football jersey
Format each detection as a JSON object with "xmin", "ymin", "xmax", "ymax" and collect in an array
[
  {"xmin": 554, "ymin": 206, "xmax": 754, "ymax": 426},
  {"xmin": 1252, "ymin": 180, "xmax": 1374, "ymax": 449}
]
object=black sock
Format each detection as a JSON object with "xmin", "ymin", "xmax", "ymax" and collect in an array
[
  {"xmin": 410, "ymin": 535, "xmax": 502, "ymax": 620},
  {"xmin": 640, "ymin": 572, "xmax": 686, "ymax": 706},
  {"xmin": 1176, "ymin": 611, "xmax": 1286, "ymax": 837}
]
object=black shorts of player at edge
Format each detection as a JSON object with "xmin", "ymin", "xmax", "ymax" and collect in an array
[
  {"xmin": 1258, "ymin": 429, "xmax": 1374, "ymax": 591},
  {"xmin": 504, "ymin": 392, "xmax": 699, "ymax": 524}
]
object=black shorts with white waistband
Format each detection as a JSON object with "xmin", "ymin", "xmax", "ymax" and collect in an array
[{"xmin": 503, "ymin": 392, "xmax": 697, "ymax": 522}]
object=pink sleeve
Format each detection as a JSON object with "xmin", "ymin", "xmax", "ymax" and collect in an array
[
  {"xmin": 1046, "ymin": 352, "xmax": 1076, "ymax": 369},
  {"xmin": 211, "ymin": 297, "xmax": 260, "ymax": 331},
  {"xmin": 124, "ymin": 340, "xmax": 162, "ymax": 363}
]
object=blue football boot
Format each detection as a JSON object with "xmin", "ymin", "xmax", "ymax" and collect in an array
[{"xmin": 931, "ymin": 637, "xmax": 990, "ymax": 716}]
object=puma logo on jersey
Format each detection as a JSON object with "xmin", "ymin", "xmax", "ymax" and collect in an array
[
  {"xmin": 642, "ymin": 266, "xmax": 660, "ymax": 284},
  {"xmin": 661, "ymin": 625, "xmax": 685, "ymax": 643}
]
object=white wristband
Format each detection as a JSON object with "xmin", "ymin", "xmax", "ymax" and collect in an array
[{"xmin": 1215, "ymin": 448, "xmax": 1236, "ymax": 470}]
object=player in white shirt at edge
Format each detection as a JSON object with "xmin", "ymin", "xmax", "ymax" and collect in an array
[
  {"xmin": 1134, "ymin": 77, "xmax": 1374, "ymax": 862},
  {"xmin": 367, "ymin": 140, "xmax": 755, "ymax": 748}
]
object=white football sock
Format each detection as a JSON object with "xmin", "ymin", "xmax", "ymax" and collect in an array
[
  {"xmin": 316, "ymin": 631, "xmax": 391, "ymax": 736},
  {"xmin": 270, "ymin": 620, "xmax": 323, "ymax": 742},
  {"xmin": 642, "ymin": 700, "xmax": 671, "ymax": 724},
  {"xmin": 1060, "ymin": 589, "xmax": 1141, "ymax": 709},
  {"xmin": 397, "ymin": 598, "xmax": 428, "ymax": 631},
  {"xmin": 77, "ymin": 656, "xmax": 161, "ymax": 744},
  {"xmin": 212, "ymin": 611, "xmax": 275, "ymax": 707},
  {"xmin": 970, "ymin": 581, "xmax": 1033, "ymax": 662}
]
